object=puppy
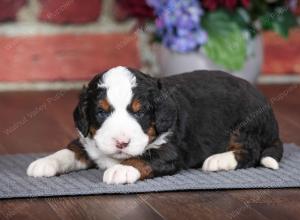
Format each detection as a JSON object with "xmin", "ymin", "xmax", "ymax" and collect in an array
[{"xmin": 27, "ymin": 66, "xmax": 283, "ymax": 184}]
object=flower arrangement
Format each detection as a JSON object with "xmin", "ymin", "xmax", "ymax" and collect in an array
[
  {"xmin": 146, "ymin": 0, "xmax": 298, "ymax": 71},
  {"xmin": 147, "ymin": 0, "xmax": 207, "ymax": 52}
]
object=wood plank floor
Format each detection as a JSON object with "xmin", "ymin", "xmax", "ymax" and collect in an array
[{"xmin": 0, "ymin": 85, "xmax": 300, "ymax": 220}]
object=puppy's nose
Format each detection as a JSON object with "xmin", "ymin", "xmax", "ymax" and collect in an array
[{"xmin": 116, "ymin": 141, "xmax": 129, "ymax": 149}]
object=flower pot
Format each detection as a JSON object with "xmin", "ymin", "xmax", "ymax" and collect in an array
[{"xmin": 152, "ymin": 36, "xmax": 263, "ymax": 84}]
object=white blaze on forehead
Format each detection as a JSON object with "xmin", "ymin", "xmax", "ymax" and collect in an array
[{"xmin": 99, "ymin": 66, "xmax": 136, "ymax": 109}]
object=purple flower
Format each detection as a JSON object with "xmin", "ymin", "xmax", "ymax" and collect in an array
[
  {"xmin": 146, "ymin": 0, "xmax": 207, "ymax": 53},
  {"xmin": 288, "ymin": 0, "xmax": 298, "ymax": 11}
]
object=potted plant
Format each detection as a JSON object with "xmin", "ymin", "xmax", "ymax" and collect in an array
[{"xmin": 146, "ymin": 0, "xmax": 297, "ymax": 83}]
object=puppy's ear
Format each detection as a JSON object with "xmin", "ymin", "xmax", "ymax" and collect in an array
[
  {"xmin": 153, "ymin": 86, "xmax": 177, "ymax": 134},
  {"xmin": 73, "ymin": 86, "xmax": 89, "ymax": 137}
]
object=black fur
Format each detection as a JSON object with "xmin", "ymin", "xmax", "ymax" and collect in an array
[
  {"xmin": 74, "ymin": 68, "xmax": 283, "ymax": 178},
  {"xmin": 73, "ymin": 87, "xmax": 90, "ymax": 137}
]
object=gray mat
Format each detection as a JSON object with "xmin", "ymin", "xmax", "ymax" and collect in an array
[{"xmin": 1, "ymin": 143, "xmax": 300, "ymax": 199}]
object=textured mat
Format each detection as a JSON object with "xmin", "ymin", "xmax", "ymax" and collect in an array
[{"xmin": 1, "ymin": 144, "xmax": 300, "ymax": 199}]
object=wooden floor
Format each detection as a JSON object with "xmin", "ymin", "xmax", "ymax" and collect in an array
[{"xmin": 1, "ymin": 85, "xmax": 300, "ymax": 220}]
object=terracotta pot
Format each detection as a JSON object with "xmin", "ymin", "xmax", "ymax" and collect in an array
[{"xmin": 152, "ymin": 36, "xmax": 263, "ymax": 84}]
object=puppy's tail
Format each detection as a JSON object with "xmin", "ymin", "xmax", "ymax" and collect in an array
[{"xmin": 260, "ymin": 139, "xmax": 283, "ymax": 170}]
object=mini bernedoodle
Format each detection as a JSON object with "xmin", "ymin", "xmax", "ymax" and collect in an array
[{"xmin": 27, "ymin": 66, "xmax": 283, "ymax": 184}]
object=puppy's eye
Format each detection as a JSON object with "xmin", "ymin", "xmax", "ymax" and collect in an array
[
  {"xmin": 133, "ymin": 109, "xmax": 145, "ymax": 118},
  {"xmin": 97, "ymin": 99, "xmax": 111, "ymax": 118},
  {"xmin": 97, "ymin": 109, "xmax": 110, "ymax": 117}
]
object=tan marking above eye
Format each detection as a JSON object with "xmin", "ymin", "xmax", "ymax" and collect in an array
[
  {"xmin": 131, "ymin": 99, "xmax": 142, "ymax": 112},
  {"xmin": 99, "ymin": 99, "xmax": 110, "ymax": 111}
]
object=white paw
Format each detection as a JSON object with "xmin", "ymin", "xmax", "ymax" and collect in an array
[
  {"xmin": 27, "ymin": 157, "xmax": 59, "ymax": 177},
  {"xmin": 260, "ymin": 156, "xmax": 279, "ymax": 170},
  {"xmin": 103, "ymin": 164, "xmax": 141, "ymax": 185},
  {"xmin": 202, "ymin": 151, "xmax": 238, "ymax": 172}
]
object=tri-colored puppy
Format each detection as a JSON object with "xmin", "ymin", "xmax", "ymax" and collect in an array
[{"xmin": 27, "ymin": 66, "xmax": 283, "ymax": 184}]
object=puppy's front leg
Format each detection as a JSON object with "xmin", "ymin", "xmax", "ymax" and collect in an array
[
  {"xmin": 103, "ymin": 144, "xmax": 180, "ymax": 184},
  {"xmin": 27, "ymin": 139, "xmax": 93, "ymax": 177}
]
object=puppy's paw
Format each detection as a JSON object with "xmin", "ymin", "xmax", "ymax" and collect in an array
[
  {"xmin": 202, "ymin": 151, "xmax": 238, "ymax": 172},
  {"xmin": 103, "ymin": 164, "xmax": 141, "ymax": 184},
  {"xmin": 27, "ymin": 157, "xmax": 59, "ymax": 177},
  {"xmin": 260, "ymin": 156, "xmax": 279, "ymax": 170}
]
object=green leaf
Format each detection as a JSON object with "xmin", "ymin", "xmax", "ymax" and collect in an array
[
  {"xmin": 232, "ymin": 8, "xmax": 251, "ymax": 29},
  {"xmin": 260, "ymin": 7, "xmax": 297, "ymax": 38},
  {"xmin": 232, "ymin": 7, "xmax": 257, "ymax": 38},
  {"xmin": 273, "ymin": 21, "xmax": 289, "ymax": 37},
  {"xmin": 202, "ymin": 10, "xmax": 247, "ymax": 71}
]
